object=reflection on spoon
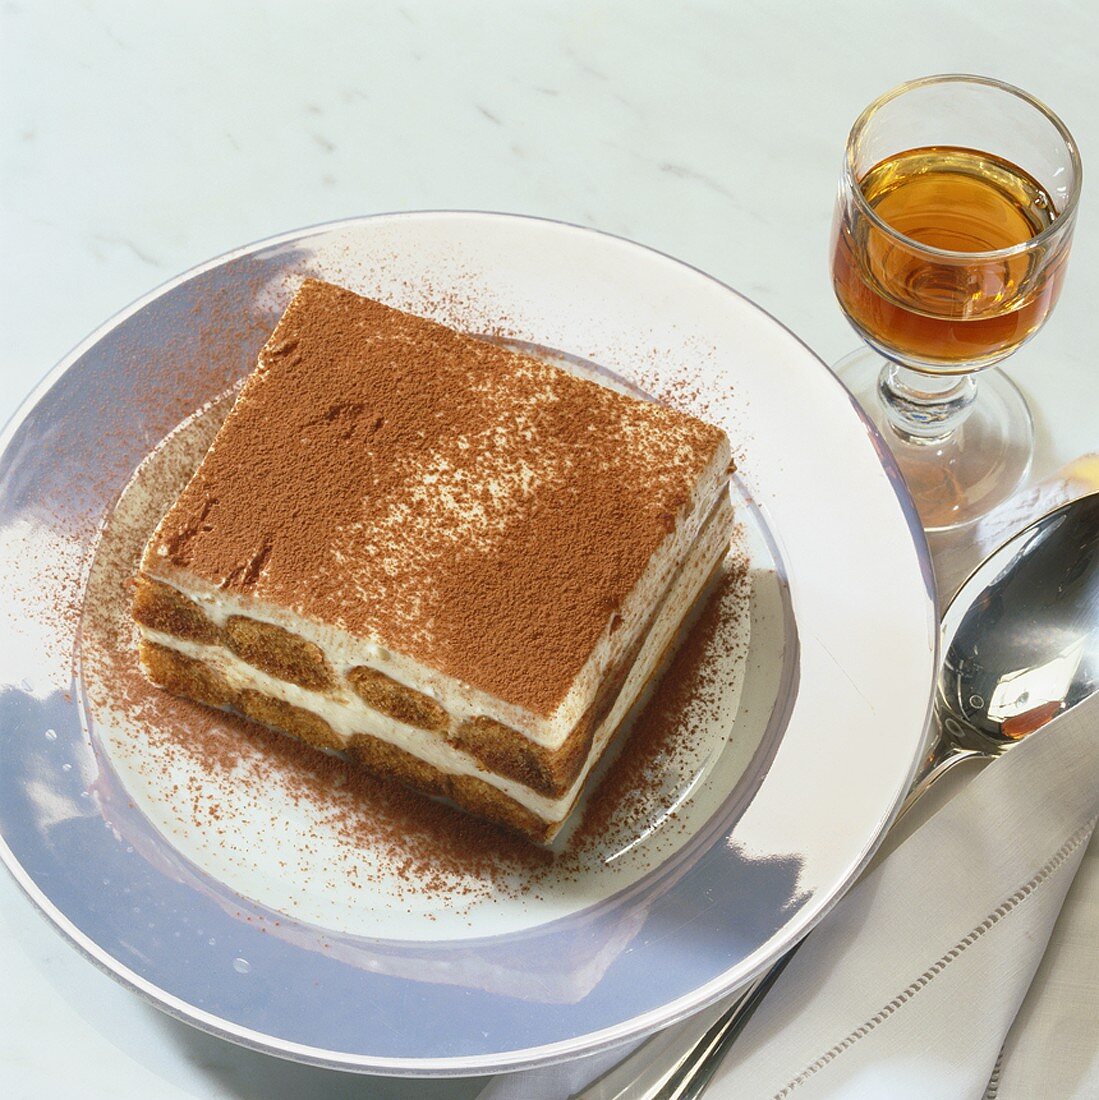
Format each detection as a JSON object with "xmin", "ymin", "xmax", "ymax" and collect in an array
[{"xmin": 909, "ymin": 491, "xmax": 1099, "ymax": 807}]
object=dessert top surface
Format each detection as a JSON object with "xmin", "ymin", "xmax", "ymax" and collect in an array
[{"xmin": 145, "ymin": 279, "xmax": 728, "ymax": 715}]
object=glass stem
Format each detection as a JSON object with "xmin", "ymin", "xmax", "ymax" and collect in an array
[{"xmin": 877, "ymin": 363, "xmax": 978, "ymax": 443}]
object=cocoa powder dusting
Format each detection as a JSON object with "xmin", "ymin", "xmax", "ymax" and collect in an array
[
  {"xmin": 146, "ymin": 280, "xmax": 730, "ymax": 715},
  {"xmin": 84, "ymin": 467, "xmax": 748, "ymax": 904}
]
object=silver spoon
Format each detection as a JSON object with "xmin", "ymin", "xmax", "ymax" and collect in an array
[{"xmin": 574, "ymin": 490, "xmax": 1099, "ymax": 1100}]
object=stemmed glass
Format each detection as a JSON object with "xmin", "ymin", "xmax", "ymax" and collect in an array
[{"xmin": 831, "ymin": 75, "xmax": 1081, "ymax": 531}]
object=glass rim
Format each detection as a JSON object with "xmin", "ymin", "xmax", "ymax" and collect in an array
[{"xmin": 843, "ymin": 73, "xmax": 1083, "ymax": 261}]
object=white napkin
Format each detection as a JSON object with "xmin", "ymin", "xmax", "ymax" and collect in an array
[
  {"xmin": 701, "ymin": 692, "xmax": 1098, "ymax": 1099},
  {"xmin": 993, "ymin": 823, "xmax": 1099, "ymax": 1098}
]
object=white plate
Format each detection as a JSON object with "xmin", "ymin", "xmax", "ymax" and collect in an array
[{"xmin": 0, "ymin": 213, "xmax": 937, "ymax": 1074}]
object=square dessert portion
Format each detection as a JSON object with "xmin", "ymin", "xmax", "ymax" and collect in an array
[{"xmin": 134, "ymin": 279, "xmax": 734, "ymax": 843}]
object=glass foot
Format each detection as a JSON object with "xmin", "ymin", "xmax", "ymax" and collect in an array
[{"xmin": 834, "ymin": 347, "xmax": 1034, "ymax": 533}]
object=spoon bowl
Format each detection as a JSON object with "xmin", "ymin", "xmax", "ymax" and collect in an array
[
  {"xmin": 905, "ymin": 491, "xmax": 1099, "ymax": 809},
  {"xmin": 939, "ymin": 492, "xmax": 1099, "ymax": 748}
]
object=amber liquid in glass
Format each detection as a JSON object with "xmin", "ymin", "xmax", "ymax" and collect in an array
[{"xmin": 832, "ymin": 146, "xmax": 1067, "ymax": 369}]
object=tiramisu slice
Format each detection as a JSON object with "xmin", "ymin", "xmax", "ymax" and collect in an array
[{"xmin": 134, "ymin": 279, "xmax": 734, "ymax": 843}]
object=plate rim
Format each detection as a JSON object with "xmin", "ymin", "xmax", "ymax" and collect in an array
[{"xmin": 0, "ymin": 210, "xmax": 938, "ymax": 1075}]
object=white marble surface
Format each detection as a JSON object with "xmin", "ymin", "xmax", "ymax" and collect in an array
[{"xmin": 1, "ymin": 1, "xmax": 1097, "ymax": 1097}]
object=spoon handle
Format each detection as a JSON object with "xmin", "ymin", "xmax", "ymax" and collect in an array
[{"xmin": 897, "ymin": 744, "xmax": 987, "ymax": 822}]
